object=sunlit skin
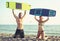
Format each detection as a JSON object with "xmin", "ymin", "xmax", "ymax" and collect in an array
[
  {"xmin": 12, "ymin": 9, "xmax": 26, "ymax": 30},
  {"xmin": 34, "ymin": 16, "xmax": 49, "ymax": 39}
]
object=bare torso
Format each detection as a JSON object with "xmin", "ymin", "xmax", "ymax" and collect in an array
[
  {"xmin": 38, "ymin": 23, "xmax": 44, "ymax": 31},
  {"xmin": 16, "ymin": 18, "xmax": 23, "ymax": 30}
]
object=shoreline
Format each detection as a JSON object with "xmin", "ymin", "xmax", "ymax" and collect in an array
[{"xmin": 0, "ymin": 33, "xmax": 60, "ymax": 41}]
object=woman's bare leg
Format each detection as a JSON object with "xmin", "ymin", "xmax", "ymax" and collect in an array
[
  {"xmin": 41, "ymin": 31, "xmax": 45, "ymax": 39},
  {"xmin": 36, "ymin": 31, "xmax": 41, "ymax": 39}
]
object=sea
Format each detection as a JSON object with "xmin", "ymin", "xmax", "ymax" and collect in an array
[{"xmin": 0, "ymin": 25, "xmax": 60, "ymax": 36}]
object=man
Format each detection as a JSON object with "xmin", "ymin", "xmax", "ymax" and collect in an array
[{"xmin": 12, "ymin": 9, "xmax": 26, "ymax": 38}]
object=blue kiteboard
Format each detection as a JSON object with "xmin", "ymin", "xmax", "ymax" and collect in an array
[{"xmin": 30, "ymin": 8, "xmax": 56, "ymax": 17}]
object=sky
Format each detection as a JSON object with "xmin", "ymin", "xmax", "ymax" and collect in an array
[{"xmin": 0, "ymin": 0, "xmax": 60, "ymax": 25}]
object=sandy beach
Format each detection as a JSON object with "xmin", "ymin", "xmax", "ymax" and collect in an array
[{"xmin": 0, "ymin": 33, "xmax": 60, "ymax": 41}]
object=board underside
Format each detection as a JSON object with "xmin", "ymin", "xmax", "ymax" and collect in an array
[
  {"xmin": 30, "ymin": 9, "xmax": 56, "ymax": 17},
  {"xmin": 6, "ymin": 2, "xmax": 31, "ymax": 10}
]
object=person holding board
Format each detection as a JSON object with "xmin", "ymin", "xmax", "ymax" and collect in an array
[
  {"xmin": 30, "ymin": 8, "xmax": 56, "ymax": 39},
  {"xmin": 12, "ymin": 9, "xmax": 26, "ymax": 38},
  {"xmin": 34, "ymin": 16, "xmax": 49, "ymax": 39}
]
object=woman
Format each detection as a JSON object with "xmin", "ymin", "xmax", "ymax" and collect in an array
[{"xmin": 34, "ymin": 16, "xmax": 49, "ymax": 39}]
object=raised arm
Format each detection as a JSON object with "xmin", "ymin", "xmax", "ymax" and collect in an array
[
  {"xmin": 12, "ymin": 9, "xmax": 18, "ymax": 19},
  {"xmin": 42, "ymin": 17, "xmax": 49, "ymax": 23},
  {"xmin": 34, "ymin": 16, "xmax": 39, "ymax": 22},
  {"xmin": 22, "ymin": 10, "xmax": 26, "ymax": 19}
]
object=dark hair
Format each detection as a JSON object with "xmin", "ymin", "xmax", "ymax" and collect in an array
[
  {"xmin": 39, "ymin": 16, "xmax": 43, "ymax": 20},
  {"xmin": 19, "ymin": 12, "xmax": 22, "ymax": 18}
]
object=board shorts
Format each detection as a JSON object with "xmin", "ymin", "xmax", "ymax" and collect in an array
[{"xmin": 13, "ymin": 29, "xmax": 24, "ymax": 38}]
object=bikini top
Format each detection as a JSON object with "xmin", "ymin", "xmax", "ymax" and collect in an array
[{"xmin": 38, "ymin": 23, "xmax": 44, "ymax": 26}]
